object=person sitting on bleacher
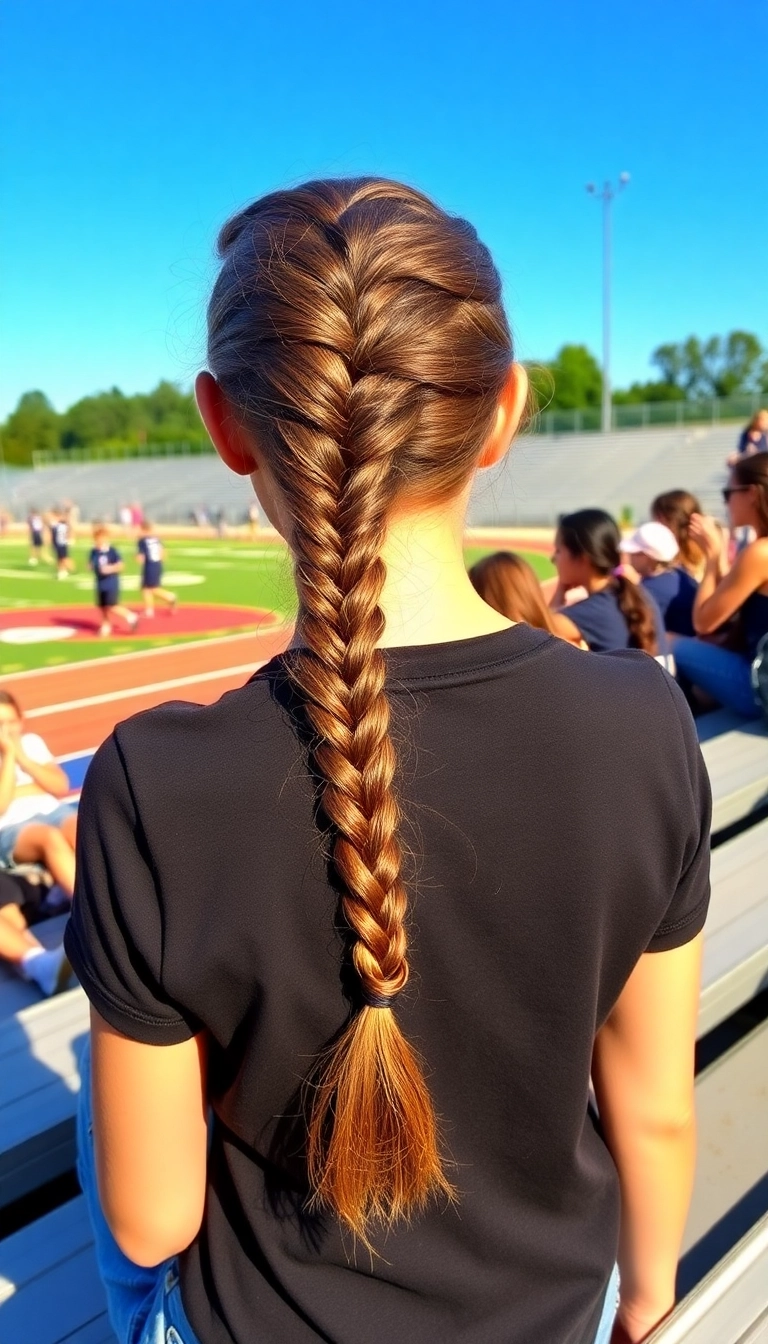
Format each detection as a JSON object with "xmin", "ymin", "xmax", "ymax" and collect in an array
[
  {"xmin": 550, "ymin": 509, "xmax": 671, "ymax": 667},
  {"xmin": 620, "ymin": 521, "xmax": 699, "ymax": 636},
  {"xmin": 468, "ymin": 550, "xmax": 585, "ymax": 645},
  {"xmin": 0, "ymin": 868, "xmax": 71, "ymax": 995},
  {"xmin": 674, "ymin": 452, "xmax": 768, "ymax": 719},
  {"xmin": 0, "ymin": 690, "xmax": 78, "ymax": 891}
]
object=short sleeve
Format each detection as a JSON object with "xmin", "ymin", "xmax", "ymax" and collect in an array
[
  {"xmin": 647, "ymin": 673, "xmax": 712, "ymax": 952},
  {"xmin": 64, "ymin": 733, "xmax": 202, "ymax": 1044},
  {"xmin": 21, "ymin": 733, "xmax": 55, "ymax": 765}
]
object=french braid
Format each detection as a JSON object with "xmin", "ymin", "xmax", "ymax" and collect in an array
[{"xmin": 207, "ymin": 178, "xmax": 513, "ymax": 1242}]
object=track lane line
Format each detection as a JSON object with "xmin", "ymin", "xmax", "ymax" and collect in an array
[
  {"xmin": 4, "ymin": 623, "xmax": 291, "ymax": 681},
  {"xmin": 26, "ymin": 662, "xmax": 267, "ymax": 717}
]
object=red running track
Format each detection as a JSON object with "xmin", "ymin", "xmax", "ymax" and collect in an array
[{"xmin": 5, "ymin": 627, "xmax": 292, "ymax": 757}]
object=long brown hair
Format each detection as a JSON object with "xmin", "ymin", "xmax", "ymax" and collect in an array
[
  {"xmin": 557, "ymin": 509, "xmax": 658, "ymax": 655},
  {"xmin": 207, "ymin": 179, "xmax": 512, "ymax": 1241},
  {"xmin": 731, "ymin": 451, "xmax": 768, "ymax": 535},
  {"xmin": 651, "ymin": 489, "xmax": 704, "ymax": 574},
  {"xmin": 469, "ymin": 551, "xmax": 557, "ymax": 633}
]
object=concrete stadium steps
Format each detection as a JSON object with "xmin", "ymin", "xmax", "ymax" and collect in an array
[
  {"xmin": 468, "ymin": 424, "xmax": 737, "ymax": 526},
  {"xmin": 0, "ymin": 423, "xmax": 741, "ymax": 526}
]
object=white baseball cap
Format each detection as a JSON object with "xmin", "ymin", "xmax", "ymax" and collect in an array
[{"xmin": 621, "ymin": 522, "xmax": 679, "ymax": 564}]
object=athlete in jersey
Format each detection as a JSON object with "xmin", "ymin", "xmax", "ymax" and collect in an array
[
  {"xmin": 89, "ymin": 527, "xmax": 139, "ymax": 636},
  {"xmin": 51, "ymin": 513, "xmax": 75, "ymax": 578},
  {"xmin": 27, "ymin": 511, "xmax": 46, "ymax": 566},
  {"xmin": 136, "ymin": 524, "xmax": 176, "ymax": 617}
]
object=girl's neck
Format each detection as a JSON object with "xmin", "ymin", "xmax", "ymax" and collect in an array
[
  {"xmin": 584, "ymin": 572, "xmax": 613, "ymax": 595},
  {"xmin": 294, "ymin": 503, "xmax": 515, "ymax": 651}
]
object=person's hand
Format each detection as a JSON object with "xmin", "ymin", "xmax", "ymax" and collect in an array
[
  {"xmin": 616, "ymin": 560, "xmax": 642, "ymax": 584},
  {"xmin": 688, "ymin": 513, "xmax": 723, "ymax": 561},
  {"xmin": 611, "ymin": 1295, "xmax": 675, "ymax": 1342},
  {"xmin": 0, "ymin": 725, "xmax": 15, "ymax": 759}
]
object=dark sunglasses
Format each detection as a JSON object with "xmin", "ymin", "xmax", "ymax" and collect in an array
[{"xmin": 722, "ymin": 486, "xmax": 751, "ymax": 502}]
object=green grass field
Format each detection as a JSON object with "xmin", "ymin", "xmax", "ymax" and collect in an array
[{"xmin": 0, "ymin": 537, "xmax": 553, "ymax": 674}]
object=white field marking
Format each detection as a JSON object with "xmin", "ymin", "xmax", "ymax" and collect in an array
[
  {"xmin": 174, "ymin": 546, "xmax": 281, "ymax": 559},
  {"xmin": 3, "ymin": 625, "xmax": 291, "ymax": 681},
  {"xmin": 0, "ymin": 567, "xmax": 51, "ymax": 580},
  {"xmin": 0, "ymin": 626, "xmax": 77, "ymax": 644},
  {"xmin": 25, "ymin": 661, "xmax": 269, "ymax": 718},
  {"xmin": 72, "ymin": 571, "xmax": 205, "ymax": 592}
]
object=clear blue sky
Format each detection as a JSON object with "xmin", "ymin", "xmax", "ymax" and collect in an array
[{"xmin": 1, "ymin": 0, "xmax": 766, "ymax": 418}]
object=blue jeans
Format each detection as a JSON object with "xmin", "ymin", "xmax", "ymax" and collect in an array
[
  {"xmin": 673, "ymin": 638, "xmax": 762, "ymax": 719},
  {"xmin": 594, "ymin": 1264, "xmax": 620, "ymax": 1344},
  {"xmin": 0, "ymin": 800, "xmax": 78, "ymax": 867},
  {"xmin": 77, "ymin": 1038, "xmax": 201, "ymax": 1344},
  {"xmin": 79, "ymin": 1038, "xmax": 618, "ymax": 1344}
]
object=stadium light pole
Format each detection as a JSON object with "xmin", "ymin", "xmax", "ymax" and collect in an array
[{"xmin": 586, "ymin": 173, "xmax": 630, "ymax": 433}]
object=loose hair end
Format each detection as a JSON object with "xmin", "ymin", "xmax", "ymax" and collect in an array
[{"xmin": 305, "ymin": 1006, "xmax": 456, "ymax": 1247}]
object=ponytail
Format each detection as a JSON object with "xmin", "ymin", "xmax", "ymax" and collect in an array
[
  {"xmin": 206, "ymin": 178, "xmax": 513, "ymax": 1241},
  {"xmin": 613, "ymin": 575, "xmax": 658, "ymax": 655}
]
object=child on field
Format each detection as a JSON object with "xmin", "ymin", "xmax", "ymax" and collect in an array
[
  {"xmin": 136, "ymin": 522, "xmax": 176, "ymax": 617},
  {"xmin": 89, "ymin": 526, "xmax": 139, "ymax": 636},
  {"xmin": 51, "ymin": 510, "xmax": 75, "ymax": 578},
  {"xmin": 28, "ymin": 509, "xmax": 47, "ymax": 566}
]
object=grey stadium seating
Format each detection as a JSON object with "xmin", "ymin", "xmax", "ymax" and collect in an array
[{"xmin": 0, "ymin": 423, "xmax": 739, "ymax": 526}]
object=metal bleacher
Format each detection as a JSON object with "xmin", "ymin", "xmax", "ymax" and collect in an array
[
  {"xmin": 1, "ymin": 423, "xmax": 739, "ymax": 527},
  {"xmin": 1, "ymin": 709, "xmax": 767, "ymax": 1343}
]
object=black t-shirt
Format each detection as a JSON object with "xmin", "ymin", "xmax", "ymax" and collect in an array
[{"xmin": 66, "ymin": 626, "xmax": 711, "ymax": 1344}]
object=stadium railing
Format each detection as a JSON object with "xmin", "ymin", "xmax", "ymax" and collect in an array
[{"xmin": 26, "ymin": 390, "xmax": 764, "ymax": 467}]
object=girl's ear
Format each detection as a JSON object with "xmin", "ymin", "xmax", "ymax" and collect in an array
[
  {"xmin": 477, "ymin": 363, "xmax": 529, "ymax": 470},
  {"xmin": 195, "ymin": 372, "xmax": 256, "ymax": 478}
]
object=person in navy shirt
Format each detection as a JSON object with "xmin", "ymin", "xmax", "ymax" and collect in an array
[
  {"xmin": 620, "ymin": 521, "xmax": 699, "ymax": 637},
  {"xmin": 89, "ymin": 526, "xmax": 139, "ymax": 637},
  {"xmin": 50, "ymin": 510, "xmax": 75, "ymax": 579},
  {"xmin": 551, "ymin": 509, "xmax": 672, "ymax": 669},
  {"xmin": 136, "ymin": 522, "xmax": 176, "ymax": 618},
  {"xmin": 27, "ymin": 509, "xmax": 46, "ymax": 567}
]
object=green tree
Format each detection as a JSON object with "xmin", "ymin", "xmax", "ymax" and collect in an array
[
  {"xmin": 652, "ymin": 332, "xmax": 764, "ymax": 400},
  {"xmin": 0, "ymin": 391, "xmax": 60, "ymax": 465},
  {"xmin": 613, "ymin": 380, "xmax": 682, "ymax": 405},
  {"xmin": 544, "ymin": 344, "xmax": 602, "ymax": 410}
]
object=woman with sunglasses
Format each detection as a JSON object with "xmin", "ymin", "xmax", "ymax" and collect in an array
[{"xmin": 673, "ymin": 453, "xmax": 768, "ymax": 718}]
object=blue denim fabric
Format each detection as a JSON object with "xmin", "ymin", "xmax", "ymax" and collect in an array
[
  {"xmin": 673, "ymin": 638, "xmax": 761, "ymax": 719},
  {"xmin": 0, "ymin": 800, "xmax": 79, "ymax": 866},
  {"xmin": 593, "ymin": 1264, "xmax": 620, "ymax": 1344},
  {"xmin": 77, "ymin": 1037, "xmax": 201, "ymax": 1344}
]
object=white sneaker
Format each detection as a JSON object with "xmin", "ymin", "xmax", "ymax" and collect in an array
[
  {"xmin": 129, "ymin": 613, "xmax": 139, "ymax": 631},
  {"xmin": 99, "ymin": 622, "xmax": 111, "ymax": 636}
]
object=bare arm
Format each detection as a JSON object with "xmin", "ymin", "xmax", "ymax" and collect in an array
[
  {"xmin": 13, "ymin": 743, "xmax": 69, "ymax": 798},
  {"xmin": 90, "ymin": 1009, "xmax": 209, "ymax": 1266},
  {"xmin": 550, "ymin": 611, "xmax": 588, "ymax": 648},
  {"xmin": 592, "ymin": 934, "xmax": 702, "ymax": 1342},
  {"xmin": 688, "ymin": 517, "xmax": 768, "ymax": 634},
  {"xmin": 0, "ymin": 742, "xmax": 17, "ymax": 815}
]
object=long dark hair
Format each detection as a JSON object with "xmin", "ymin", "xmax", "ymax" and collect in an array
[
  {"xmin": 557, "ymin": 508, "xmax": 658, "ymax": 655},
  {"xmin": 207, "ymin": 178, "xmax": 514, "ymax": 1241},
  {"xmin": 731, "ymin": 452, "xmax": 768, "ymax": 536}
]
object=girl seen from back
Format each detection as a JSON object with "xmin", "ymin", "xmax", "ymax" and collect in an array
[
  {"xmin": 674, "ymin": 452, "xmax": 768, "ymax": 719},
  {"xmin": 67, "ymin": 179, "xmax": 710, "ymax": 1344},
  {"xmin": 468, "ymin": 550, "xmax": 585, "ymax": 644},
  {"xmin": 551, "ymin": 509, "xmax": 670, "ymax": 667}
]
